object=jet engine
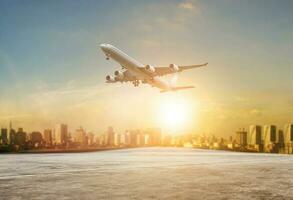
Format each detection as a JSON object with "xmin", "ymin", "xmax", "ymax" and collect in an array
[
  {"xmin": 169, "ymin": 64, "xmax": 179, "ymax": 72},
  {"xmin": 106, "ymin": 75, "xmax": 115, "ymax": 82},
  {"xmin": 145, "ymin": 65, "xmax": 155, "ymax": 73},
  {"xmin": 114, "ymin": 70, "xmax": 124, "ymax": 79}
]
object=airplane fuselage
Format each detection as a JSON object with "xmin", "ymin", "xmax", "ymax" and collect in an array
[{"xmin": 100, "ymin": 44, "xmax": 169, "ymax": 90}]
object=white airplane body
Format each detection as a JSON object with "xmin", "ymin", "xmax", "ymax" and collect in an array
[{"xmin": 100, "ymin": 43, "xmax": 207, "ymax": 92}]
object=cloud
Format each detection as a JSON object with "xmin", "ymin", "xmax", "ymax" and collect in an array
[
  {"xmin": 29, "ymin": 80, "xmax": 109, "ymax": 111},
  {"xmin": 249, "ymin": 109, "xmax": 262, "ymax": 116},
  {"xmin": 0, "ymin": 114, "xmax": 32, "ymax": 120},
  {"xmin": 179, "ymin": 2, "xmax": 195, "ymax": 11},
  {"xmin": 108, "ymin": 0, "xmax": 202, "ymax": 52}
]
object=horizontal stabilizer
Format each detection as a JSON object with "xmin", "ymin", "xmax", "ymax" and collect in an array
[
  {"xmin": 173, "ymin": 86, "xmax": 195, "ymax": 90},
  {"xmin": 160, "ymin": 86, "xmax": 195, "ymax": 93}
]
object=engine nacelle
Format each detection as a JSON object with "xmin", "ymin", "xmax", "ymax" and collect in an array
[
  {"xmin": 145, "ymin": 65, "xmax": 155, "ymax": 73},
  {"xmin": 169, "ymin": 64, "xmax": 179, "ymax": 72},
  {"xmin": 114, "ymin": 70, "xmax": 124, "ymax": 79},
  {"xmin": 106, "ymin": 75, "xmax": 115, "ymax": 82}
]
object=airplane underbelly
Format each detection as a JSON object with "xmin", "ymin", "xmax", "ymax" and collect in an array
[
  {"xmin": 108, "ymin": 48, "xmax": 168, "ymax": 89},
  {"xmin": 111, "ymin": 53, "xmax": 147, "ymax": 80},
  {"xmin": 149, "ymin": 77, "xmax": 169, "ymax": 90}
]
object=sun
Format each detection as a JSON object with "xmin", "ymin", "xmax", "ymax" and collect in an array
[{"xmin": 157, "ymin": 97, "xmax": 191, "ymax": 131}]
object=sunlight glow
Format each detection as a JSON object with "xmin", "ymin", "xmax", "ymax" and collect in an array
[{"xmin": 157, "ymin": 97, "xmax": 192, "ymax": 131}]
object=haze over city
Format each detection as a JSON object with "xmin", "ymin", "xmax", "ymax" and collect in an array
[
  {"xmin": 1, "ymin": 0, "xmax": 293, "ymax": 137},
  {"xmin": 2, "ymin": 1, "xmax": 293, "ymax": 200}
]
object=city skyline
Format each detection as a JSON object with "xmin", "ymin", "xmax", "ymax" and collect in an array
[
  {"xmin": 1, "ymin": 0, "xmax": 293, "ymax": 136},
  {"xmin": 1, "ymin": 120, "xmax": 293, "ymax": 154}
]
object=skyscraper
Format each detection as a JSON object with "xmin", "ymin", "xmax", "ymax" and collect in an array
[
  {"xmin": 278, "ymin": 130, "xmax": 285, "ymax": 153},
  {"xmin": 106, "ymin": 126, "xmax": 115, "ymax": 146},
  {"xmin": 15, "ymin": 128, "xmax": 26, "ymax": 146},
  {"xmin": 284, "ymin": 124, "xmax": 293, "ymax": 154},
  {"xmin": 124, "ymin": 130, "xmax": 132, "ymax": 146},
  {"xmin": 114, "ymin": 133, "xmax": 121, "ymax": 146},
  {"xmin": 263, "ymin": 125, "xmax": 277, "ymax": 153},
  {"xmin": 75, "ymin": 127, "xmax": 87, "ymax": 146},
  {"xmin": 146, "ymin": 128, "xmax": 162, "ymax": 146},
  {"xmin": 9, "ymin": 129, "xmax": 16, "ymax": 145},
  {"xmin": 120, "ymin": 133, "xmax": 126, "ymax": 145},
  {"xmin": 30, "ymin": 132, "xmax": 43, "ymax": 147},
  {"xmin": 278, "ymin": 130, "xmax": 285, "ymax": 144},
  {"xmin": 8, "ymin": 121, "xmax": 14, "ymax": 144},
  {"xmin": 135, "ymin": 130, "xmax": 144, "ymax": 146},
  {"xmin": 144, "ymin": 134, "xmax": 150, "ymax": 146},
  {"xmin": 8, "ymin": 121, "xmax": 12, "ymax": 143},
  {"xmin": 43, "ymin": 129, "xmax": 53, "ymax": 146},
  {"xmin": 54, "ymin": 124, "xmax": 68, "ymax": 145},
  {"xmin": 236, "ymin": 129, "xmax": 247, "ymax": 148},
  {"xmin": 87, "ymin": 132, "xmax": 94, "ymax": 146},
  {"xmin": 263, "ymin": 125, "xmax": 277, "ymax": 143},
  {"xmin": 248, "ymin": 125, "xmax": 262, "ymax": 145},
  {"xmin": 1, "ymin": 128, "xmax": 8, "ymax": 144}
]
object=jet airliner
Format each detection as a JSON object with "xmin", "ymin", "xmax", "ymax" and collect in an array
[{"xmin": 100, "ymin": 43, "xmax": 207, "ymax": 92}]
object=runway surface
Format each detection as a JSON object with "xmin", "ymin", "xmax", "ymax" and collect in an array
[{"xmin": 0, "ymin": 147, "xmax": 293, "ymax": 199}]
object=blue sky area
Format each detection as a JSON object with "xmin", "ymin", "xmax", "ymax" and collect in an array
[{"xmin": 0, "ymin": 0, "xmax": 293, "ymax": 134}]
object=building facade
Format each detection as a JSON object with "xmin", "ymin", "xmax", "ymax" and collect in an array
[
  {"xmin": 284, "ymin": 124, "xmax": 293, "ymax": 154},
  {"xmin": 248, "ymin": 125, "xmax": 262, "ymax": 145},
  {"xmin": 236, "ymin": 130, "xmax": 247, "ymax": 148},
  {"xmin": 263, "ymin": 125, "xmax": 277, "ymax": 153},
  {"xmin": 43, "ymin": 129, "xmax": 53, "ymax": 146},
  {"xmin": 54, "ymin": 124, "xmax": 68, "ymax": 145}
]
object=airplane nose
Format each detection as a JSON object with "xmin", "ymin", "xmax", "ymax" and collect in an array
[
  {"xmin": 100, "ymin": 43, "xmax": 107, "ymax": 50},
  {"xmin": 100, "ymin": 43, "xmax": 112, "ymax": 53}
]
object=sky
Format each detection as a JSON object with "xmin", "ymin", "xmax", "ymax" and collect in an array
[{"xmin": 0, "ymin": 0, "xmax": 293, "ymax": 136}]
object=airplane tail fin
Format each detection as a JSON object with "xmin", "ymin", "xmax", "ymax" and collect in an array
[{"xmin": 160, "ymin": 86, "xmax": 195, "ymax": 93}]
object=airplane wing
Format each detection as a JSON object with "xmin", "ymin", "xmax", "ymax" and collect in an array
[
  {"xmin": 145, "ymin": 62, "xmax": 208, "ymax": 77},
  {"xmin": 106, "ymin": 70, "xmax": 136, "ymax": 83}
]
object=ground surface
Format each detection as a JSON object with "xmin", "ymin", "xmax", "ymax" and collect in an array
[{"xmin": 0, "ymin": 147, "xmax": 292, "ymax": 200}]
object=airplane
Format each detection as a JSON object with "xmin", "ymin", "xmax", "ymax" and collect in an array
[{"xmin": 100, "ymin": 43, "xmax": 207, "ymax": 92}]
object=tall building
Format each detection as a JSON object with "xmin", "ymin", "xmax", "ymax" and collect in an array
[
  {"xmin": 106, "ymin": 126, "xmax": 115, "ymax": 146},
  {"xmin": 120, "ymin": 133, "xmax": 126, "ymax": 145},
  {"xmin": 248, "ymin": 125, "xmax": 262, "ymax": 145},
  {"xmin": 284, "ymin": 124, "xmax": 293, "ymax": 143},
  {"xmin": 87, "ymin": 132, "xmax": 94, "ymax": 145},
  {"xmin": 7, "ymin": 121, "xmax": 15, "ymax": 144},
  {"xmin": 75, "ymin": 127, "xmax": 87, "ymax": 146},
  {"xmin": 43, "ymin": 129, "xmax": 53, "ymax": 146},
  {"xmin": 284, "ymin": 124, "xmax": 293, "ymax": 154},
  {"xmin": 9, "ymin": 129, "xmax": 16, "ymax": 145},
  {"xmin": 30, "ymin": 132, "xmax": 43, "ymax": 146},
  {"xmin": 144, "ymin": 134, "xmax": 150, "ymax": 146},
  {"xmin": 124, "ymin": 130, "xmax": 137, "ymax": 146},
  {"xmin": 135, "ymin": 130, "xmax": 144, "ymax": 146},
  {"xmin": 7, "ymin": 121, "xmax": 12, "ymax": 144},
  {"xmin": 236, "ymin": 129, "xmax": 247, "ymax": 147},
  {"xmin": 263, "ymin": 125, "xmax": 277, "ymax": 143},
  {"xmin": 277, "ymin": 130, "xmax": 285, "ymax": 153},
  {"xmin": 1, "ymin": 128, "xmax": 8, "ymax": 144},
  {"xmin": 124, "ymin": 131, "xmax": 131, "ymax": 146},
  {"xmin": 146, "ymin": 128, "xmax": 161, "ymax": 146},
  {"xmin": 161, "ymin": 135, "xmax": 172, "ymax": 146},
  {"xmin": 54, "ymin": 124, "xmax": 68, "ymax": 145},
  {"xmin": 278, "ymin": 130, "xmax": 285, "ymax": 144},
  {"xmin": 114, "ymin": 133, "xmax": 121, "ymax": 146},
  {"xmin": 99, "ymin": 134, "xmax": 107, "ymax": 146},
  {"xmin": 15, "ymin": 128, "xmax": 26, "ymax": 146},
  {"xmin": 263, "ymin": 125, "xmax": 277, "ymax": 153}
]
